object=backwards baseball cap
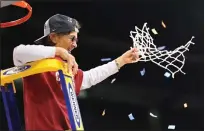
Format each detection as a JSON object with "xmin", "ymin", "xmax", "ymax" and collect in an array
[{"xmin": 34, "ymin": 14, "xmax": 80, "ymax": 44}]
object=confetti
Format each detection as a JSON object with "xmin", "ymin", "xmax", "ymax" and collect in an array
[
  {"xmin": 161, "ymin": 21, "xmax": 166, "ymax": 28},
  {"xmin": 101, "ymin": 58, "xmax": 112, "ymax": 62},
  {"xmin": 78, "ymin": 90, "xmax": 87, "ymax": 98},
  {"xmin": 111, "ymin": 78, "xmax": 116, "ymax": 83},
  {"xmin": 102, "ymin": 109, "xmax": 106, "ymax": 116},
  {"xmin": 128, "ymin": 113, "xmax": 135, "ymax": 120},
  {"xmin": 157, "ymin": 46, "xmax": 166, "ymax": 51},
  {"xmin": 184, "ymin": 103, "xmax": 188, "ymax": 108},
  {"xmin": 168, "ymin": 125, "xmax": 175, "ymax": 129},
  {"xmin": 140, "ymin": 68, "xmax": 145, "ymax": 76},
  {"xmin": 151, "ymin": 28, "xmax": 158, "ymax": 35},
  {"xmin": 149, "ymin": 112, "xmax": 158, "ymax": 118},
  {"xmin": 164, "ymin": 72, "xmax": 171, "ymax": 78}
]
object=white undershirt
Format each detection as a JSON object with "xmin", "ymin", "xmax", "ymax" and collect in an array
[{"xmin": 13, "ymin": 44, "xmax": 119, "ymax": 90}]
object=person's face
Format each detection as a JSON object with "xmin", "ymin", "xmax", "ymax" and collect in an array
[{"xmin": 50, "ymin": 31, "xmax": 78, "ymax": 52}]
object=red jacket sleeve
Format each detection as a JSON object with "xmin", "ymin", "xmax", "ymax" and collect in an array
[
  {"xmin": 52, "ymin": 57, "xmax": 84, "ymax": 95},
  {"xmin": 74, "ymin": 69, "xmax": 83, "ymax": 95}
]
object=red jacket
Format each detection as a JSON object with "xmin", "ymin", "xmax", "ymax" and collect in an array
[{"xmin": 22, "ymin": 58, "xmax": 83, "ymax": 130}]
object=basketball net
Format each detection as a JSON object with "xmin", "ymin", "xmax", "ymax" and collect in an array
[{"xmin": 130, "ymin": 23, "xmax": 195, "ymax": 78}]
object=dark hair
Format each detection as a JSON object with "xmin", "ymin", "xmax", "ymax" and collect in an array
[{"xmin": 46, "ymin": 32, "xmax": 70, "ymax": 46}]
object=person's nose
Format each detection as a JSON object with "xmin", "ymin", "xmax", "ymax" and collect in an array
[{"xmin": 72, "ymin": 41, "xmax": 77, "ymax": 48}]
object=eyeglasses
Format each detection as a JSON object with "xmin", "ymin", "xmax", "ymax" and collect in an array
[{"xmin": 68, "ymin": 35, "xmax": 78, "ymax": 43}]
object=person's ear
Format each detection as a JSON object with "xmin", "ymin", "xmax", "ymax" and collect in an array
[{"xmin": 49, "ymin": 33, "xmax": 58, "ymax": 44}]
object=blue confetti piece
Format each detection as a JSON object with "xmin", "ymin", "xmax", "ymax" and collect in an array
[
  {"xmin": 101, "ymin": 58, "xmax": 112, "ymax": 62},
  {"xmin": 157, "ymin": 46, "xmax": 166, "ymax": 51},
  {"xmin": 164, "ymin": 72, "xmax": 171, "ymax": 78},
  {"xmin": 140, "ymin": 68, "xmax": 145, "ymax": 76},
  {"xmin": 128, "ymin": 113, "xmax": 135, "ymax": 121}
]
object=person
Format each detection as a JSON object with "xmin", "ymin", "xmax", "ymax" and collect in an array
[{"xmin": 13, "ymin": 14, "xmax": 139, "ymax": 130}]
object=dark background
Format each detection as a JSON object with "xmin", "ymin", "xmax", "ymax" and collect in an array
[{"xmin": 0, "ymin": 0, "xmax": 204, "ymax": 130}]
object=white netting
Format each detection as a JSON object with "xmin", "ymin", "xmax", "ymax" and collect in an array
[{"xmin": 130, "ymin": 23, "xmax": 195, "ymax": 78}]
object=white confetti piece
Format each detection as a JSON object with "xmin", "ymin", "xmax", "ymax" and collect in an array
[
  {"xmin": 140, "ymin": 68, "xmax": 145, "ymax": 76},
  {"xmin": 184, "ymin": 103, "xmax": 188, "ymax": 108},
  {"xmin": 128, "ymin": 113, "xmax": 135, "ymax": 120},
  {"xmin": 164, "ymin": 72, "xmax": 171, "ymax": 78},
  {"xmin": 157, "ymin": 46, "xmax": 166, "ymax": 51},
  {"xmin": 161, "ymin": 21, "xmax": 166, "ymax": 28},
  {"xmin": 102, "ymin": 109, "xmax": 106, "ymax": 116},
  {"xmin": 168, "ymin": 125, "xmax": 175, "ymax": 129},
  {"xmin": 151, "ymin": 28, "xmax": 158, "ymax": 35},
  {"xmin": 111, "ymin": 78, "xmax": 116, "ymax": 83},
  {"xmin": 78, "ymin": 91, "xmax": 87, "ymax": 98},
  {"xmin": 101, "ymin": 58, "xmax": 112, "ymax": 62},
  {"xmin": 149, "ymin": 112, "xmax": 158, "ymax": 118}
]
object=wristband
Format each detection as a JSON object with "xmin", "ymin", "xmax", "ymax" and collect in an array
[{"xmin": 115, "ymin": 60, "xmax": 120, "ymax": 70}]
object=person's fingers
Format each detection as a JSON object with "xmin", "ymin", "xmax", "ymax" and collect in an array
[
  {"xmin": 135, "ymin": 51, "xmax": 139, "ymax": 57},
  {"xmin": 132, "ymin": 48, "xmax": 138, "ymax": 53},
  {"xmin": 129, "ymin": 47, "xmax": 139, "ymax": 58},
  {"xmin": 135, "ymin": 48, "xmax": 139, "ymax": 52},
  {"xmin": 62, "ymin": 49, "xmax": 70, "ymax": 61},
  {"xmin": 67, "ymin": 58, "xmax": 74, "ymax": 75},
  {"xmin": 131, "ymin": 55, "xmax": 137, "ymax": 61},
  {"xmin": 126, "ymin": 47, "xmax": 134, "ymax": 57},
  {"xmin": 132, "ymin": 51, "xmax": 139, "ymax": 58},
  {"xmin": 130, "ymin": 47, "xmax": 138, "ymax": 51},
  {"xmin": 131, "ymin": 50, "xmax": 140, "ymax": 61},
  {"xmin": 71, "ymin": 57, "xmax": 78, "ymax": 75},
  {"xmin": 127, "ymin": 48, "xmax": 140, "ymax": 63},
  {"xmin": 73, "ymin": 61, "xmax": 78, "ymax": 75}
]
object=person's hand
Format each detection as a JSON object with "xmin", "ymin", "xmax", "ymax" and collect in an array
[
  {"xmin": 55, "ymin": 47, "xmax": 78, "ymax": 75},
  {"xmin": 115, "ymin": 47, "xmax": 139, "ymax": 68}
]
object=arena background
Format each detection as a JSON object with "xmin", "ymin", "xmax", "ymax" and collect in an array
[{"xmin": 0, "ymin": 0, "xmax": 204, "ymax": 130}]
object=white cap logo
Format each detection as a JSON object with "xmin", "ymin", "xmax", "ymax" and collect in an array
[{"xmin": 68, "ymin": 18, "xmax": 72, "ymax": 23}]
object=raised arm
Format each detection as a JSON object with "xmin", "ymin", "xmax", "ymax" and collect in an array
[
  {"xmin": 81, "ymin": 60, "xmax": 119, "ymax": 90},
  {"xmin": 80, "ymin": 48, "xmax": 139, "ymax": 90},
  {"xmin": 13, "ymin": 44, "xmax": 79, "ymax": 75},
  {"xmin": 13, "ymin": 44, "xmax": 56, "ymax": 66}
]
